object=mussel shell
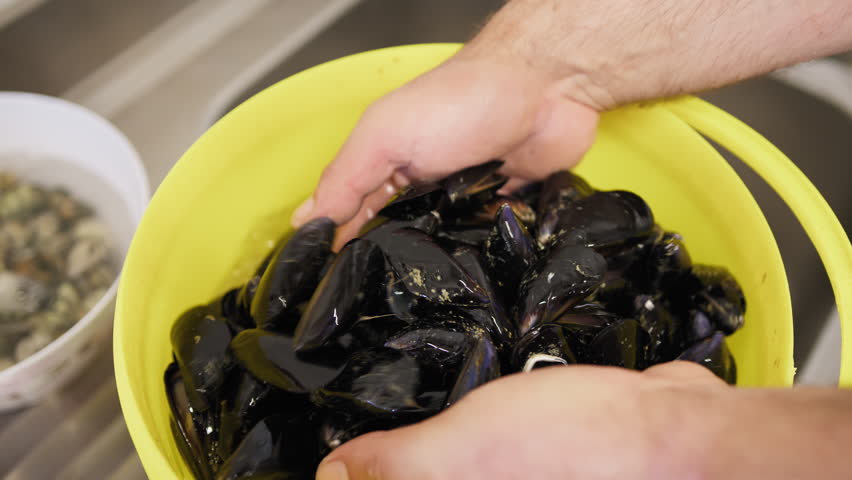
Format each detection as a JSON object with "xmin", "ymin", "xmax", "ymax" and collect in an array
[
  {"xmin": 293, "ymin": 239, "xmax": 386, "ymax": 352},
  {"xmin": 451, "ymin": 246, "xmax": 516, "ymax": 344},
  {"xmin": 215, "ymin": 413, "xmax": 319, "ymax": 480},
  {"xmin": 377, "ymin": 183, "xmax": 446, "ymax": 220},
  {"xmin": 311, "ymin": 347, "xmax": 446, "ymax": 418},
  {"xmin": 514, "ymin": 181, "xmax": 544, "ymax": 212},
  {"xmin": 165, "ymin": 362, "xmax": 217, "ymax": 480},
  {"xmin": 515, "ymin": 244, "xmax": 607, "ymax": 335},
  {"xmin": 250, "ymin": 217, "xmax": 335, "ymax": 332},
  {"xmin": 442, "ymin": 160, "xmax": 508, "ymax": 206},
  {"xmin": 230, "ymin": 329, "xmax": 338, "ymax": 392},
  {"xmin": 691, "ymin": 265, "xmax": 746, "ymax": 334},
  {"xmin": 445, "ymin": 334, "xmax": 500, "ymax": 407},
  {"xmin": 434, "ymin": 225, "xmax": 492, "ymax": 249},
  {"xmin": 446, "ymin": 195, "xmax": 536, "ymax": 228},
  {"xmin": 587, "ymin": 318, "xmax": 651, "ymax": 369},
  {"xmin": 217, "ymin": 372, "xmax": 292, "ymax": 461},
  {"xmin": 535, "ymin": 171, "xmax": 595, "ymax": 247},
  {"xmin": 513, "ymin": 323, "xmax": 581, "ymax": 372},
  {"xmin": 171, "ymin": 305, "xmax": 236, "ymax": 413},
  {"xmin": 483, "ymin": 204, "xmax": 538, "ymax": 303},
  {"xmin": 634, "ymin": 295, "xmax": 682, "ymax": 363},
  {"xmin": 317, "ymin": 411, "xmax": 405, "ymax": 456},
  {"xmin": 543, "ymin": 190, "xmax": 654, "ymax": 250},
  {"xmin": 677, "ymin": 331, "xmax": 737, "ymax": 384},
  {"xmin": 380, "ymin": 228, "xmax": 489, "ymax": 307},
  {"xmin": 360, "ymin": 211, "xmax": 441, "ymax": 245}
]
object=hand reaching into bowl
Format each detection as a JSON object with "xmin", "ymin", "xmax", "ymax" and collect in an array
[
  {"xmin": 291, "ymin": 0, "xmax": 852, "ymax": 242},
  {"xmin": 316, "ymin": 362, "xmax": 852, "ymax": 480}
]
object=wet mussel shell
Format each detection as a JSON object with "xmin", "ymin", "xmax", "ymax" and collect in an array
[{"xmin": 164, "ymin": 165, "xmax": 747, "ymax": 478}]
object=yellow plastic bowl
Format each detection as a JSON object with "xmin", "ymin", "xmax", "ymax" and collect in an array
[{"xmin": 115, "ymin": 44, "xmax": 852, "ymax": 479}]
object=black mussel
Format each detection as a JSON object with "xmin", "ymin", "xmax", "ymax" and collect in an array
[
  {"xmin": 542, "ymin": 190, "xmax": 654, "ymax": 250},
  {"xmin": 552, "ymin": 306, "xmax": 613, "ymax": 344},
  {"xmin": 588, "ymin": 318, "xmax": 651, "ymax": 370},
  {"xmin": 293, "ymin": 239, "xmax": 386, "ymax": 352},
  {"xmin": 515, "ymin": 244, "xmax": 607, "ymax": 335},
  {"xmin": 691, "ymin": 265, "xmax": 746, "ymax": 334},
  {"xmin": 215, "ymin": 414, "xmax": 319, "ymax": 480},
  {"xmin": 311, "ymin": 347, "xmax": 446, "ymax": 418},
  {"xmin": 622, "ymin": 230, "xmax": 691, "ymax": 292},
  {"xmin": 451, "ymin": 246, "xmax": 516, "ymax": 344},
  {"xmin": 447, "ymin": 195, "xmax": 536, "ymax": 229},
  {"xmin": 377, "ymin": 183, "xmax": 445, "ymax": 220},
  {"xmin": 634, "ymin": 295, "xmax": 682, "ymax": 363},
  {"xmin": 515, "ymin": 181, "xmax": 543, "ymax": 209},
  {"xmin": 381, "ymin": 228, "xmax": 489, "ymax": 307},
  {"xmin": 231, "ymin": 329, "xmax": 338, "ymax": 392},
  {"xmin": 360, "ymin": 212, "xmax": 441, "ymax": 252},
  {"xmin": 317, "ymin": 411, "xmax": 404, "ymax": 456},
  {"xmin": 677, "ymin": 331, "xmax": 737, "ymax": 384},
  {"xmin": 217, "ymin": 372, "xmax": 293, "ymax": 461},
  {"xmin": 442, "ymin": 160, "xmax": 508, "ymax": 206},
  {"xmin": 165, "ymin": 363, "xmax": 217, "ymax": 480},
  {"xmin": 346, "ymin": 314, "xmax": 412, "ymax": 351},
  {"xmin": 231, "ymin": 250, "xmax": 276, "ymax": 330},
  {"xmin": 513, "ymin": 323, "xmax": 581, "ymax": 372},
  {"xmin": 384, "ymin": 323, "xmax": 471, "ymax": 367},
  {"xmin": 250, "ymin": 218, "xmax": 335, "ymax": 332},
  {"xmin": 171, "ymin": 305, "xmax": 236, "ymax": 412},
  {"xmin": 535, "ymin": 171, "xmax": 595, "ymax": 247},
  {"xmin": 435, "ymin": 225, "xmax": 492, "ymax": 249},
  {"xmin": 380, "ymin": 268, "xmax": 421, "ymax": 321},
  {"xmin": 483, "ymin": 204, "xmax": 538, "ymax": 303},
  {"xmin": 445, "ymin": 334, "xmax": 500, "ymax": 407}
]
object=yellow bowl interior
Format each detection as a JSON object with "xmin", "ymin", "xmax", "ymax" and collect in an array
[{"xmin": 115, "ymin": 43, "xmax": 792, "ymax": 479}]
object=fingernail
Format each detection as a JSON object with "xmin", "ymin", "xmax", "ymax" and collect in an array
[
  {"xmin": 316, "ymin": 460, "xmax": 349, "ymax": 480},
  {"xmin": 291, "ymin": 197, "xmax": 314, "ymax": 226}
]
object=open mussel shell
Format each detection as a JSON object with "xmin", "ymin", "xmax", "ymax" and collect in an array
[
  {"xmin": 542, "ymin": 190, "xmax": 654, "ymax": 250},
  {"xmin": 250, "ymin": 217, "xmax": 335, "ymax": 332},
  {"xmin": 587, "ymin": 318, "xmax": 651, "ymax": 370},
  {"xmin": 377, "ymin": 183, "xmax": 446, "ymax": 220},
  {"xmin": 483, "ymin": 204, "xmax": 538, "ymax": 303},
  {"xmin": 293, "ymin": 239, "xmax": 386, "ymax": 352},
  {"xmin": 677, "ymin": 331, "xmax": 737, "ymax": 384},
  {"xmin": 215, "ymin": 413, "xmax": 319, "ymax": 480},
  {"xmin": 311, "ymin": 347, "xmax": 446, "ymax": 418},
  {"xmin": 442, "ymin": 160, "xmax": 508, "ymax": 206},
  {"xmin": 171, "ymin": 305, "xmax": 236, "ymax": 413},
  {"xmin": 515, "ymin": 244, "xmax": 607, "ymax": 335}
]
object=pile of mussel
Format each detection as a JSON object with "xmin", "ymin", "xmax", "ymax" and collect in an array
[{"xmin": 165, "ymin": 161, "xmax": 744, "ymax": 479}]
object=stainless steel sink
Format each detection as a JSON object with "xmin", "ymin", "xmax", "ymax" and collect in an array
[{"xmin": 0, "ymin": 0, "xmax": 849, "ymax": 477}]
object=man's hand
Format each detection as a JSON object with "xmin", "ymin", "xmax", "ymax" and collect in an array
[{"xmin": 291, "ymin": 56, "xmax": 599, "ymax": 244}]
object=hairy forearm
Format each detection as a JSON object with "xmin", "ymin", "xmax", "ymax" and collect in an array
[
  {"xmin": 655, "ymin": 386, "xmax": 852, "ymax": 479},
  {"xmin": 462, "ymin": 0, "xmax": 852, "ymax": 110}
]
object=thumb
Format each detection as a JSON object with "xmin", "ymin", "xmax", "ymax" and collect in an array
[{"xmin": 315, "ymin": 424, "xmax": 456, "ymax": 480}]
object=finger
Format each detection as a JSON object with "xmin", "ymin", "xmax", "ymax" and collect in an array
[
  {"xmin": 292, "ymin": 108, "xmax": 405, "ymax": 227},
  {"xmin": 497, "ymin": 177, "xmax": 529, "ymax": 195},
  {"xmin": 316, "ymin": 424, "xmax": 455, "ymax": 480},
  {"xmin": 501, "ymin": 94, "xmax": 599, "ymax": 180},
  {"xmin": 333, "ymin": 178, "xmax": 407, "ymax": 250}
]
